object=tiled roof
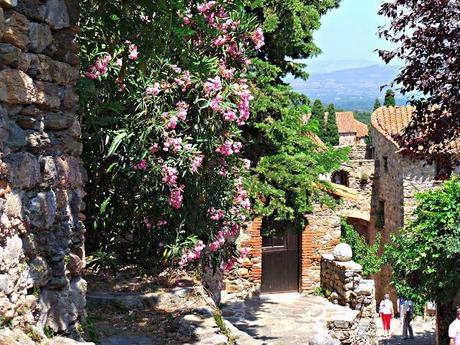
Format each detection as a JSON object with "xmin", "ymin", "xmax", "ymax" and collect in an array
[
  {"xmin": 354, "ymin": 120, "xmax": 369, "ymax": 138},
  {"xmin": 336, "ymin": 112, "xmax": 356, "ymax": 134},
  {"xmin": 336, "ymin": 112, "xmax": 369, "ymax": 138},
  {"xmin": 372, "ymin": 106, "xmax": 460, "ymax": 156},
  {"xmin": 371, "ymin": 106, "xmax": 414, "ymax": 138}
]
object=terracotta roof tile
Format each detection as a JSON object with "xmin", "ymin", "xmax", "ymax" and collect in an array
[
  {"xmin": 354, "ymin": 119, "xmax": 369, "ymax": 138},
  {"xmin": 371, "ymin": 106, "xmax": 414, "ymax": 139},
  {"xmin": 336, "ymin": 112, "xmax": 356, "ymax": 134},
  {"xmin": 336, "ymin": 112, "xmax": 369, "ymax": 138}
]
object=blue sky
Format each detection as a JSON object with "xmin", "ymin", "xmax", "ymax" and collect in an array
[{"xmin": 309, "ymin": 0, "xmax": 391, "ymax": 63}]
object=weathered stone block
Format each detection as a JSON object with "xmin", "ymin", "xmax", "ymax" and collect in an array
[
  {"xmin": 5, "ymin": 151, "xmax": 40, "ymax": 189},
  {"xmin": 35, "ymin": 81, "xmax": 60, "ymax": 110},
  {"xmin": 29, "ymin": 256, "xmax": 51, "ymax": 287},
  {"xmin": 14, "ymin": 114, "xmax": 41, "ymax": 129},
  {"xmin": 50, "ymin": 28, "xmax": 79, "ymax": 65},
  {"xmin": 0, "ymin": 43, "xmax": 20, "ymax": 66},
  {"xmin": 2, "ymin": 9, "xmax": 29, "ymax": 49},
  {"xmin": 0, "ymin": 69, "xmax": 36, "ymax": 104},
  {"xmin": 28, "ymin": 22, "xmax": 52, "ymax": 53},
  {"xmin": 44, "ymin": 0, "xmax": 69, "ymax": 29},
  {"xmin": 43, "ymin": 111, "xmax": 75, "ymax": 130},
  {"xmin": 29, "ymin": 190, "xmax": 57, "ymax": 228},
  {"xmin": 15, "ymin": 0, "xmax": 45, "ymax": 21}
]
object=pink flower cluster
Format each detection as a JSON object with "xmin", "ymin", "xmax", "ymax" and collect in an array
[
  {"xmin": 191, "ymin": 154, "xmax": 204, "ymax": 173},
  {"xmin": 240, "ymin": 247, "xmax": 250, "ymax": 259},
  {"xmin": 234, "ymin": 79, "xmax": 253, "ymax": 126},
  {"xmin": 209, "ymin": 208, "xmax": 224, "ymax": 221},
  {"xmin": 179, "ymin": 240, "xmax": 206, "ymax": 266},
  {"xmin": 169, "ymin": 184, "xmax": 185, "ymax": 209},
  {"xmin": 128, "ymin": 44, "xmax": 139, "ymax": 60},
  {"xmin": 251, "ymin": 27, "xmax": 265, "ymax": 50},
  {"xmin": 204, "ymin": 76, "xmax": 222, "ymax": 96},
  {"xmin": 216, "ymin": 140, "xmax": 242, "ymax": 156},
  {"xmin": 197, "ymin": 1, "xmax": 217, "ymax": 13},
  {"xmin": 146, "ymin": 82, "xmax": 160, "ymax": 96},
  {"xmin": 163, "ymin": 137, "xmax": 182, "ymax": 152},
  {"xmin": 222, "ymin": 258, "xmax": 236, "ymax": 272},
  {"xmin": 133, "ymin": 159, "xmax": 147, "ymax": 170},
  {"xmin": 85, "ymin": 54, "xmax": 111, "ymax": 80},
  {"xmin": 162, "ymin": 164, "xmax": 178, "ymax": 186},
  {"xmin": 219, "ymin": 61, "xmax": 235, "ymax": 80},
  {"xmin": 209, "ymin": 231, "xmax": 225, "ymax": 251}
]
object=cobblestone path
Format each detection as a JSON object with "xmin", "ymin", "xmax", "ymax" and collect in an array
[
  {"xmin": 221, "ymin": 293, "xmax": 357, "ymax": 345},
  {"xmin": 376, "ymin": 317, "xmax": 436, "ymax": 345}
]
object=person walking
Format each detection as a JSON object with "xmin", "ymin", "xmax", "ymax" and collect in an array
[
  {"xmin": 449, "ymin": 308, "xmax": 460, "ymax": 345},
  {"xmin": 379, "ymin": 294, "xmax": 394, "ymax": 337},
  {"xmin": 402, "ymin": 299, "xmax": 414, "ymax": 340},
  {"xmin": 397, "ymin": 295, "xmax": 406, "ymax": 325}
]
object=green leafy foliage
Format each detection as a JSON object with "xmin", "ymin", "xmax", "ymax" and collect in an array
[
  {"xmin": 383, "ymin": 89, "xmax": 395, "ymax": 107},
  {"xmin": 340, "ymin": 219, "xmax": 383, "ymax": 277},
  {"xmin": 373, "ymin": 98, "xmax": 381, "ymax": 111},
  {"xmin": 384, "ymin": 177, "xmax": 460, "ymax": 306}
]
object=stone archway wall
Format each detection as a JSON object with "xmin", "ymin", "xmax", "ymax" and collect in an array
[{"xmin": 0, "ymin": 0, "xmax": 86, "ymax": 335}]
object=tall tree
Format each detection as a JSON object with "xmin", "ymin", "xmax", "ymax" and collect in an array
[
  {"xmin": 379, "ymin": 0, "xmax": 460, "ymax": 159},
  {"xmin": 323, "ymin": 103, "xmax": 339, "ymax": 146},
  {"xmin": 373, "ymin": 98, "xmax": 381, "ymax": 111},
  {"xmin": 246, "ymin": 0, "xmax": 341, "ymax": 78},
  {"xmin": 310, "ymin": 99, "xmax": 325, "ymax": 134},
  {"xmin": 383, "ymin": 89, "xmax": 395, "ymax": 107}
]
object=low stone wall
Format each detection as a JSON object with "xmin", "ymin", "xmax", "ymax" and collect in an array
[
  {"xmin": 0, "ymin": 0, "xmax": 86, "ymax": 337},
  {"xmin": 320, "ymin": 254, "xmax": 375, "ymax": 317},
  {"xmin": 328, "ymin": 315, "xmax": 377, "ymax": 345}
]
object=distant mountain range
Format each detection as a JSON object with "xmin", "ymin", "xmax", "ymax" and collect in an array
[{"xmin": 286, "ymin": 62, "xmax": 413, "ymax": 112}]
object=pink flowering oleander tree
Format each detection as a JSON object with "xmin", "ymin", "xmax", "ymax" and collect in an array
[{"xmin": 79, "ymin": 0, "xmax": 261, "ymax": 271}]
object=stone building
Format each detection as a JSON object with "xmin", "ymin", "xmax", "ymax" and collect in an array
[
  {"xmin": 0, "ymin": 0, "xmax": 87, "ymax": 339},
  {"xmin": 336, "ymin": 112, "xmax": 368, "ymax": 146},
  {"xmin": 369, "ymin": 106, "xmax": 460, "ymax": 304}
]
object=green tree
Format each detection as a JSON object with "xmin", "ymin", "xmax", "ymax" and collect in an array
[
  {"xmin": 245, "ymin": 0, "xmax": 341, "ymax": 78},
  {"xmin": 243, "ymin": 0, "xmax": 346, "ymax": 231},
  {"xmin": 373, "ymin": 98, "xmax": 381, "ymax": 111},
  {"xmin": 385, "ymin": 177, "xmax": 460, "ymax": 342},
  {"xmin": 383, "ymin": 89, "xmax": 395, "ymax": 107},
  {"xmin": 310, "ymin": 99, "xmax": 325, "ymax": 135},
  {"xmin": 340, "ymin": 220, "xmax": 383, "ymax": 277},
  {"xmin": 322, "ymin": 103, "xmax": 339, "ymax": 146}
]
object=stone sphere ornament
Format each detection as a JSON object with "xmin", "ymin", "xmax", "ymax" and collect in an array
[{"xmin": 333, "ymin": 243, "xmax": 353, "ymax": 262}]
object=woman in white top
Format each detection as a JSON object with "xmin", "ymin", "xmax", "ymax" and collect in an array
[
  {"xmin": 379, "ymin": 294, "xmax": 394, "ymax": 337},
  {"xmin": 449, "ymin": 308, "xmax": 460, "ymax": 345}
]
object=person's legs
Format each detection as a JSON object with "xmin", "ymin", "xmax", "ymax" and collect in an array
[
  {"xmin": 383, "ymin": 314, "xmax": 391, "ymax": 336},
  {"xmin": 403, "ymin": 318, "xmax": 408, "ymax": 338},
  {"xmin": 408, "ymin": 320, "xmax": 413, "ymax": 339}
]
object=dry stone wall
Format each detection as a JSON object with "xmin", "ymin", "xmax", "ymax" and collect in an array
[{"xmin": 0, "ymin": 0, "xmax": 86, "ymax": 336}]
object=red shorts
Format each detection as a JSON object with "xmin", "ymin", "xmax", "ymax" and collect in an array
[{"xmin": 381, "ymin": 313, "xmax": 392, "ymax": 331}]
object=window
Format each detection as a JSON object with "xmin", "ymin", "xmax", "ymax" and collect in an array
[
  {"xmin": 383, "ymin": 156, "xmax": 389, "ymax": 172},
  {"xmin": 262, "ymin": 235, "xmax": 285, "ymax": 248},
  {"xmin": 331, "ymin": 170, "xmax": 350, "ymax": 187},
  {"xmin": 435, "ymin": 156, "xmax": 452, "ymax": 180},
  {"xmin": 376, "ymin": 200, "xmax": 385, "ymax": 228},
  {"xmin": 375, "ymin": 159, "xmax": 380, "ymax": 177}
]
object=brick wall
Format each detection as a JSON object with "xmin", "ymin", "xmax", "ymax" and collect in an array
[{"xmin": 0, "ymin": 0, "xmax": 85, "ymax": 337}]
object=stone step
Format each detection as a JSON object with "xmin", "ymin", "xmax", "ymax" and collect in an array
[{"xmin": 99, "ymin": 336, "xmax": 153, "ymax": 345}]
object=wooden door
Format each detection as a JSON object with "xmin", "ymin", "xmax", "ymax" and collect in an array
[{"xmin": 261, "ymin": 229, "xmax": 299, "ymax": 293}]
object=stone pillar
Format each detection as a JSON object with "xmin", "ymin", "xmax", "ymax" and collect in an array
[{"xmin": 0, "ymin": 0, "xmax": 85, "ymax": 336}]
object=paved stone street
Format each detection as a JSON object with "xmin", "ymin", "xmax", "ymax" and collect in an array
[
  {"xmin": 376, "ymin": 317, "xmax": 435, "ymax": 345},
  {"xmin": 221, "ymin": 293, "xmax": 358, "ymax": 345}
]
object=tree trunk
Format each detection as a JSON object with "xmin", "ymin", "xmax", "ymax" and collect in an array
[{"xmin": 436, "ymin": 300, "xmax": 455, "ymax": 345}]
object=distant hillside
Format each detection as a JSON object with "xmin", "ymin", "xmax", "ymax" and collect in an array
[{"xmin": 286, "ymin": 64, "xmax": 411, "ymax": 111}]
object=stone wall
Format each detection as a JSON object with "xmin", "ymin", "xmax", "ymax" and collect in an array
[
  {"xmin": 301, "ymin": 204, "xmax": 342, "ymax": 292},
  {"xmin": 320, "ymin": 254, "xmax": 375, "ymax": 318},
  {"xmin": 336, "ymin": 144, "xmax": 370, "ymax": 160},
  {"xmin": 328, "ymin": 315, "xmax": 377, "ymax": 345},
  {"xmin": 224, "ymin": 218, "xmax": 261, "ymax": 297},
  {"xmin": 339, "ymin": 133, "xmax": 357, "ymax": 146},
  {"xmin": 0, "ymin": 0, "xmax": 86, "ymax": 337}
]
